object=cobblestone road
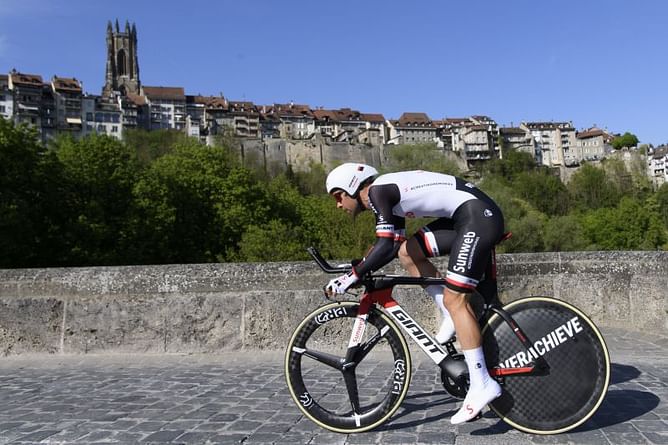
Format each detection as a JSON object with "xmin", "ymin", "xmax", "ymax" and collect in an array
[{"xmin": 0, "ymin": 328, "xmax": 666, "ymax": 444}]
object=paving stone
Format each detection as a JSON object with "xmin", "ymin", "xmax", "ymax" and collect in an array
[
  {"xmin": 141, "ymin": 429, "xmax": 184, "ymax": 442},
  {"xmin": 14, "ymin": 429, "xmax": 60, "ymax": 443}
]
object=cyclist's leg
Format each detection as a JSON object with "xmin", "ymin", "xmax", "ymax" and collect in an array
[
  {"xmin": 441, "ymin": 200, "xmax": 504, "ymax": 423},
  {"xmin": 399, "ymin": 220, "xmax": 457, "ymax": 343}
]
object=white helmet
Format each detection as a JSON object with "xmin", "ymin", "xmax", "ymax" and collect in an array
[{"xmin": 326, "ymin": 163, "xmax": 378, "ymax": 197}]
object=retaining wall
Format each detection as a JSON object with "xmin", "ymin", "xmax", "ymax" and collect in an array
[{"xmin": 0, "ymin": 252, "xmax": 665, "ymax": 355}]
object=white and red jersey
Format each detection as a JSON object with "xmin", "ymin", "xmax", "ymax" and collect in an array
[
  {"xmin": 352, "ymin": 170, "xmax": 498, "ymax": 278},
  {"xmin": 371, "ymin": 171, "xmax": 488, "ymax": 219}
]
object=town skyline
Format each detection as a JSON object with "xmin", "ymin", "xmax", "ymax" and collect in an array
[{"xmin": 1, "ymin": 0, "xmax": 667, "ymax": 145}]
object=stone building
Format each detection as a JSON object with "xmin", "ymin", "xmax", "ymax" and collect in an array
[
  {"xmin": 387, "ymin": 112, "xmax": 436, "ymax": 145},
  {"xmin": 521, "ymin": 121, "xmax": 577, "ymax": 167},
  {"xmin": 648, "ymin": 145, "xmax": 668, "ymax": 186},
  {"xmin": 102, "ymin": 20, "xmax": 140, "ymax": 97},
  {"xmin": 51, "ymin": 76, "xmax": 83, "ymax": 136},
  {"xmin": 436, "ymin": 116, "xmax": 499, "ymax": 166},
  {"xmin": 7, "ymin": 70, "xmax": 43, "ymax": 129},
  {"xmin": 0, "ymin": 75, "xmax": 13, "ymax": 120},
  {"xmin": 576, "ymin": 127, "xmax": 614, "ymax": 164},
  {"xmin": 141, "ymin": 86, "xmax": 186, "ymax": 131},
  {"xmin": 499, "ymin": 126, "xmax": 534, "ymax": 156}
]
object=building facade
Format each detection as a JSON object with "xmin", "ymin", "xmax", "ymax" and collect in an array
[
  {"xmin": 521, "ymin": 121, "xmax": 577, "ymax": 167},
  {"xmin": 576, "ymin": 127, "xmax": 613, "ymax": 163},
  {"xmin": 0, "ymin": 75, "xmax": 13, "ymax": 120},
  {"xmin": 648, "ymin": 145, "xmax": 668, "ymax": 186},
  {"xmin": 387, "ymin": 112, "xmax": 437, "ymax": 145}
]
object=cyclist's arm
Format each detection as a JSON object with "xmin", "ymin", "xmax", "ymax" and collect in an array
[{"xmin": 352, "ymin": 184, "xmax": 405, "ymax": 277}]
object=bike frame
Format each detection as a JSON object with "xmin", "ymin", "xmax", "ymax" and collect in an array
[
  {"xmin": 348, "ymin": 284, "xmax": 547, "ymax": 378},
  {"xmin": 324, "ymin": 238, "xmax": 550, "ymax": 379}
]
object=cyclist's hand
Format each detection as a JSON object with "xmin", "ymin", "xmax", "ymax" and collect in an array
[{"xmin": 325, "ymin": 271, "xmax": 358, "ymax": 296}]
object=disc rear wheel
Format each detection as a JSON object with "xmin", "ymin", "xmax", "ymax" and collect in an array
[{"xmin": 483, "ymin": 297, "xmax": 610, "ymax": 434}]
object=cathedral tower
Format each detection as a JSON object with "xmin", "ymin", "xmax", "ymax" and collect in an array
[{"xmin": 102, "ymin": 19, "xmax": 140, "ymax": 97}]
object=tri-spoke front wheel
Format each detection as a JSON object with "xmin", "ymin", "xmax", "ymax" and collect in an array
[{"xmin": 284, "ymin": 301, "xmax": 411, "ymax": 433}]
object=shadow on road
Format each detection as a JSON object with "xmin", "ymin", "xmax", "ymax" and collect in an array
[{"xmin": 381, "ymin": 362, "xmax": 660, "ymax": 435}]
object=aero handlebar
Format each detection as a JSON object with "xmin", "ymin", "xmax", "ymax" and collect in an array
[{"xmin": 306, "ymin": 247, "xmax": 351, "ymax": 274}]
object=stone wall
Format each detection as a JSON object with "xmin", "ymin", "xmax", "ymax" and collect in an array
[
  {"xmin": 237, "ymin": 138, "xmax": 468, "ymax": 173},
  {"xmin": 0, "ymin": 251, "xmax": 665, "ymax": 355}
]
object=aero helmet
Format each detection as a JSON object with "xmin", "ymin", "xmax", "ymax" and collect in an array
[{"xmin": 326, "ymin": 163, "xmax": 378, "ymax": 197}]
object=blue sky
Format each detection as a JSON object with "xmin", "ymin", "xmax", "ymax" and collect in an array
[{"xmin": 1, "ymin": 0, "xmax": 666, "ymax": 145}]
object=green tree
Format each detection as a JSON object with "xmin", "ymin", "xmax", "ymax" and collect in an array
[
  {"xmin": 484, "ymin": 150, "xmax": 536, "ymax": 182},
  {"xmin": 656, "ymin": 183, "xmax": 668, "ymax": 228},
  {"xmin": 501, "ymin": 207, "xmax": 546, "ymax": 253},
  {"xmin": 0, "ymin": 120, "xmax": 67, "ymax": 267},
  {"xmin": 123, "ymin": 128, "xmax": 189, "ymax": 166},
  {"xmin": 568, "ymin": 163, "xmax": 621, "ymax": 210},
  {"xmin": 132, "ymin": 138, "xmax": 277, "ymax": 263},
  {"xmin": 513, "ymin": 170, "xmax": 570, "ymax": 215},
  {"xmin": 236, "ymin": 219, "xmax": 308, "ymax": 261},
  {"xmin": 288, "ymin": 162, "xmax": 328, "ymax": 196},
  {"xmin": 543, "ymin": 215, "xmax": 588, "ymax": 252},
  {"xmin": 384, "ymin": 143, "xmax": 461, "ymax": 174},
  {"xmin": 296, "ymin": 194, "xmax": 376, "ymax": 260},
  {"xmin": 611, "ymin": 132, "xmax": 639, "ymax": 150},
  {"xmin": 580, "ymin": 197, "xmax": 666, "ymax": 250},
  {"xmin": 53, "ymin": 134, "xmax": 142, "ymax": 265}
]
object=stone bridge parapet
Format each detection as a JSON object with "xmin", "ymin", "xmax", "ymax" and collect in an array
[{"xmin": 0, "ymin": 251, "xmax": 665, "ymax": 355}]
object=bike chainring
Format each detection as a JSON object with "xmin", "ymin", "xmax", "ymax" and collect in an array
[{"xmin": 440, "ymin": 353, "xmax": 469, "ymax": 399}]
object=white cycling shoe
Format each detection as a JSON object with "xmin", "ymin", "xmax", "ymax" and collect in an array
[
  {"xmin": 435, "ymin": 316, "xmax": 456, "ymax": 344},
  {"xmin": 450, "ymin": 380, "xmax": 502, "ymax": 425}
]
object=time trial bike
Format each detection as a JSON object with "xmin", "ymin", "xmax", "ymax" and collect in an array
[{"xmin": 284, "ymin": 239, "xmax": 610, "ymax": 435}]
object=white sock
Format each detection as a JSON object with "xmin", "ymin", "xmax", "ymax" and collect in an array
[
  {"xmin": 463, "ymin": 347, "xmax": 489, "ymax": 388},
  {"xmin": 425, "ymin": 285, "xmax": 455, "ymax": 343},
  {"xmin": 451, "ymin": 347, "xmax": 502, "ymax": 424}
]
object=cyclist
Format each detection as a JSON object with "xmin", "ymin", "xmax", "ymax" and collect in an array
[{"xmin": 324, "ymin": 163, "xmax": 505, "ymax": 424}]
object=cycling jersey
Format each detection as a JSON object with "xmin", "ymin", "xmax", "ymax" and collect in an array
[{"xmin": 352, "ymin": 170, "xmax": 504, "ymax": 293}]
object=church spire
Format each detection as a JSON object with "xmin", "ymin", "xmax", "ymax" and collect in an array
[{"xmin": 103, "ymin": 19, "xmax": 141, "ymax": 97}]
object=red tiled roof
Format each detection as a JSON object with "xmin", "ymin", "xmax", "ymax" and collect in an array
[
  {"xmin": 273, "ymin": 103, "xmax": 314, "ymax": 118},
  {"xmin": 142, "ymin": 86, "xmax": 185, "ymax": 100},
  {"xmin": 500, "ymin": 127, "xmax": 526, "ymax": 135},
  {"xmin": 576, "ymin": 128, "xmax": 612, "ymax": 140},
  {"xmin": 9, "ymin": 72, "xmax": 43, "ymax": 87},
  {"xmin": 442, "ymin": 117, "xmax": 469, "ymax": 124},
  {"xmin": 125, "ymin": 92, "xmax": 146, "ymax": 106},
  {"xmin": 313, "ymin": 109, "xmax": 340, "ymax": 122},
  {"xmin": 52, "ymin": 76, "xmax": 82, "ymax": 93},
  {"xmin": 206, "ymin": 97, "xmax": 229, "ymax": 109},
  {"xmin": 396, "ymin": 112, "xmax": 434, "ymax": 127},
  {"xmin": 360, "ymin": 113, "xmax": 385, "ymax": 123}
]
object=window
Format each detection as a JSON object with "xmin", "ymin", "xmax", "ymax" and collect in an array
[{"xmin": 111, "ymin": 126, "xmax": 118, "ymax": 133}]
